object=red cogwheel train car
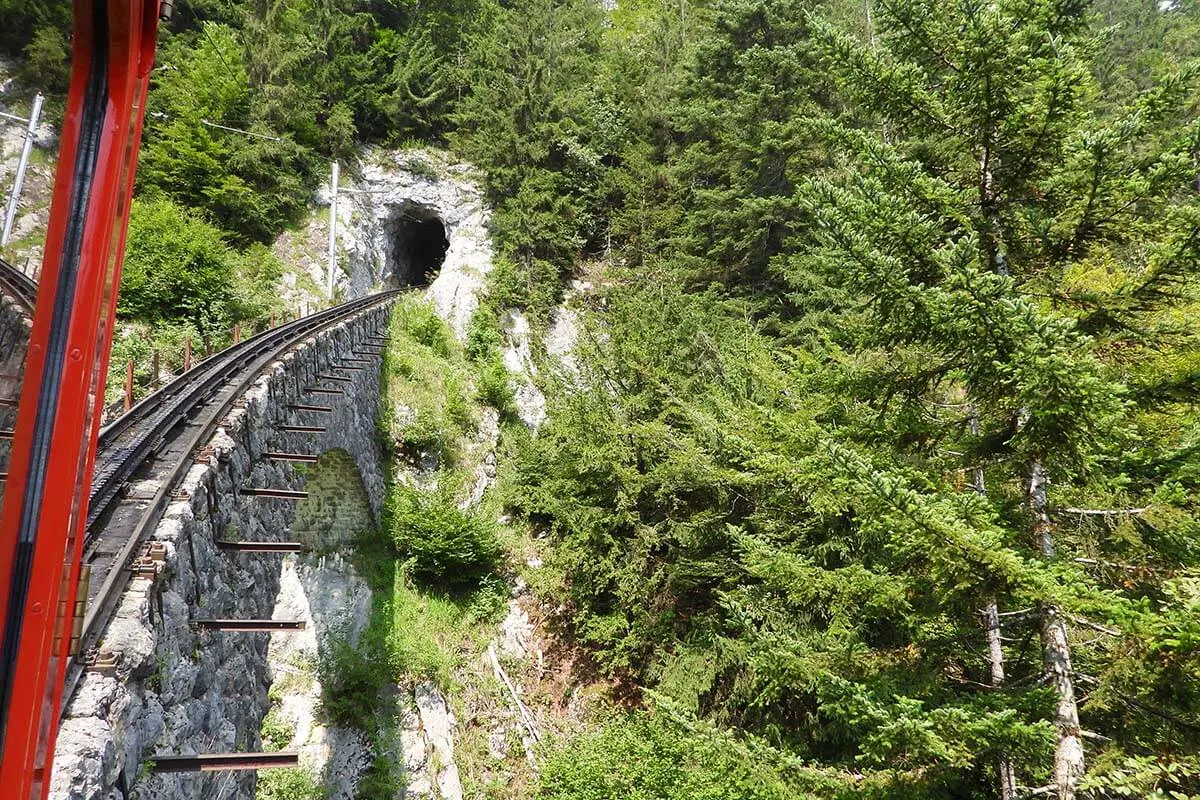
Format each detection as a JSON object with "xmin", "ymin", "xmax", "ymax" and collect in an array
[{"xmin": 0, "ymin": 2, "xmax": 165, "ymax": 797}]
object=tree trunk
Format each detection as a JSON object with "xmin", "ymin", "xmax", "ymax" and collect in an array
[
  {"xmin": 1029, "ymin": 458, "xmax": 1085, "ymax": 800},
  {"xmin": 984, "ymin": 600, "xmax": 1017, "ymax": 800},
  {"xmin": 972, "ymin": 408, "xmax": 1016, "ymax": 800}
]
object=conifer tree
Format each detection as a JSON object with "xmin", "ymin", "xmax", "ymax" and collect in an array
[{"xmin": 789, "ymin": 0, "xmax": 1200, "ymax": 795}]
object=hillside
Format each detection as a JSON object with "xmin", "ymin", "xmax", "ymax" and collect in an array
[{"xmin": 4, "ymin": 1, "xmax": 1200, "ymax": 799}]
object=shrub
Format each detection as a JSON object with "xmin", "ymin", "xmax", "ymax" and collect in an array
[
  {"xmin": 20, "ymin": 25, "xmax": 69, "ymax": 92},
  {"xmin": 475, "ymin": 356, "xmax": 516, "ymax": 416},
  {"xmin": 388, "ymin": 483, "xmax": 501, "ymax": 588},
  {"xmin": 465, "ymin": 307, "xmax": 505, "ymax": 363},
  {"xmin": 317, "ymin": 635, "xmax": 384, "ymax": 730},
  {"xmin": 259, "ymin": 707, "xmax": 295, "ymax": 752},
  {"xmin": 256, "ymin": 767, "xmax": 323, "ymax": 800},
  {"xmin": 393, "ymin": 297, "xmax": 455, "ymax": 359},
  {"xmin": 119, "ymin": 197, "xmax": 240, "ymax": 341},
  {"xmin": 536, "ymin": 712, "xmax": 800, "ymax": 800}
]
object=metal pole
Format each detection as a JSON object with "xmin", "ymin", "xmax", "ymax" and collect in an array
[
  {"xmin": 326, "ymin": 160, "xmax": 339, "ymax": 300},
  {"xmin": 1, "ymin": 93, "xmax": 44, "ymax": 247}
]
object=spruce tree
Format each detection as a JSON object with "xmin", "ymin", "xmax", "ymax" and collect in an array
[{"xmin": 787, "ymin": 0, "xmax": 1200, "ymax": 795}]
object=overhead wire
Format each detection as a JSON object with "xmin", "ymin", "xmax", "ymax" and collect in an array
[{"xmin": 150, "ymin": 19, "xmax": 286, "ymax": 145}]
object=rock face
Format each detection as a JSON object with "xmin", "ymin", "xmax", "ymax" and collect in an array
[
  {"xmin": 340, "ymin": 149, "xmax": 493, "ymax": 340},
  {"xmin": 49, "ymin": 300, "xmax": 393, "ymax": 800},
  {"xmin": 1, "ymin": 60, "xmax": 60, "ymax": 270},
  {"xmin": 502, "ymin": 282, "xmax": 584, "ymax": 431},
  {"xmin": 262, "ymin": 450, "xmax": 379, "ymax": 800}
]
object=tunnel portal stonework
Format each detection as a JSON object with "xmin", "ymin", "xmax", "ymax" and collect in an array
[
  {"xmin": 341, "ymin": 150, "xmax": 493, "ymax": 340},
  {"xmin": 49, "ymin": 300, "xmax": 393, "ymax": 800}
]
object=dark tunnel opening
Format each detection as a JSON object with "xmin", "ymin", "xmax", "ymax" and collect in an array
[{"xmin": 387, "ymin": 203, "xmax": 449, "ymax": 288}]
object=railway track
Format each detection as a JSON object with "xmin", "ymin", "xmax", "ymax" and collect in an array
[
  {"xmin": 62, "ymin": 290, "xmax": 398, "ymax": 711},
  {"xmin": 0, "ymin": 257, "xmax": 36, "ymax": 313}
]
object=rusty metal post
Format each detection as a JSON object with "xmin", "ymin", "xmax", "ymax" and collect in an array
[
  {"xmin": 270, "ymin": 312, "xmax": 276, "ymax": 328},
  {"xmin": 124, "ymin": 360, "xmax": 134, "ymax": 412},
  {"xmin": 233, "ymin": 323, "xmax": 241, "ymax": 344}
]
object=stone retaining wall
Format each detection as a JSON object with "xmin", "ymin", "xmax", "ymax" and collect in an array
[{"xmin": 49, "ymin": 300, "xmax": 393, "ymax": 800}]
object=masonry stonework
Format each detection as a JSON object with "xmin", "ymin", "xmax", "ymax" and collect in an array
[{"xmin": 49, "ymin": 301, "xmax": 393, "ymax": 800}]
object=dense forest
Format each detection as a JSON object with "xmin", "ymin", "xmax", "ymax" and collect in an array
[{"xmin": 4, "ymin": 0, "xmax": 1200, "ymax": 798}]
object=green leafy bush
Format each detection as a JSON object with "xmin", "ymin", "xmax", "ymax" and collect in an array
[
  {"xmin": 20, "ymin": 25, "xmax": 69, "ymax": 92},
  {"xmin": 388, "ymin": 483, "xmax": 501, "ymax": 588},
  {"xmin": 536, "ymin": 712, "xmax": 808, "ymax": 800},
  {"xmin": 256, "ymin": 767, "xmax": 323, "ymax": 800},
  {"xmin": 259, "ymin": 707, "xmax": 295, "ymax": 752},
  {"xmin": 465, "ymin": 307, "xmax": 506, "ymax": 363},
  {"xmin": 119, "ymin": 197, "xmax": 241, "ymax": 341},
  {"xmin": 393, "ymin": 297, "xmax": 456, "ymax": 359},
  {"xmin": 474, "ymin": 356, "xmax": 515, "ymax": 416}
]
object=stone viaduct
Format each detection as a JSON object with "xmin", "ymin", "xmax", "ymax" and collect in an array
[{"xmin": 49, "ymin": 300, "xmax": 394, "ymax": 800}]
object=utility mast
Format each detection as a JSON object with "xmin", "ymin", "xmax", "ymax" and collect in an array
[
  {"xmin": 327, "ymin": 160, "xmax": 339, "ymax": 300},
  {"xmin": 1, "ymin": 92, "xmax": 45, "ymax": 248}
]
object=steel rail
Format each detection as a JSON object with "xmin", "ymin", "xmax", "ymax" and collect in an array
[
  {"xmin": 0, "ymin": 257, "xmax": 36, "ymax": 313},
  {"xmin": 61, "ymin": 291, "xmax": 397, "ymax": 713},
  {"xmin": 150, "ymin": 752, "xmax": 300, "ymax": 773},
  {"xmin": 88, "ymin": 292, "xmax": 391, "ymax": 530}
]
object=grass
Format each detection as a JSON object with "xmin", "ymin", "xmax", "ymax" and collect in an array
[
  {"xmin": 256, "ymin": 766, "xmax": 324, "ymax": 800},
  {"xmin": 382, "ymin": 297, "xmax": 478, "ymax": 466},
  {"xmin": 260, "ymin": 707, "xmax": 295, "ymax": 752},
  {"xmin": 357, "ymin": 295, "xmax": 560, "ymax": 798},
  {"xmin": 350, "ymin": 523, "xmax": 506, "ymax": 692},
  {"xmin": 386, "ymin": 564, "xmax": 506, "ymax": 688}
]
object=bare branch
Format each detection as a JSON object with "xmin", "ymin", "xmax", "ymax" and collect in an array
[
  {"xmin": 1073, "ymin": 557, "xmax": 1170, "ymax": 574},
  {"xmin": 1058, "ymin": 505, "xmax": 1152, "ymax": 517},
  {"xmin": 1066, "ymin": 615, "xmax": 1121, "ymax": 638}
]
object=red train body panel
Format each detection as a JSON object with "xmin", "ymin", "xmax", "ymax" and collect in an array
[{"xmin": 0, "ymin": 2, "xmax": 161, "ymax": 797}]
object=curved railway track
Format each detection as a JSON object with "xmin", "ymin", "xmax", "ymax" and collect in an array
[
  {"xmin": 63, "ymin": 290, "xmax": 398, "ymax": 710},
  {"xmin": 0, "ymin": 257, "xmax": 37, "ymax": 313}
]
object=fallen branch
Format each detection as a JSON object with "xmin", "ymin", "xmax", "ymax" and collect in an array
[
  {"xmin": 1066, "ymin": 615, "xmax": 1121, "ymax": 637},
  {"xmin": 488, "ymin": 641, "xmax": 541, "ymax": 771}
]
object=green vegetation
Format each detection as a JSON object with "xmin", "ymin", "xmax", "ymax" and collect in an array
[
  {"xmin": 538, "ymin": 708, "xmax": 830, "ymax": 800},
  {"xmin": 121, "ymin": 197, "xmax": 283, "ymax": 341},
  {"xmin": 8, "ymin": 1, "xmax": 1200, "ymax": 797},
  {"xmin": 381, "ymin": 297, "xmax": 477, "ymax": 462},
  {"xmin": 256, "ymin": 767, "xmax": 324, "ymax": 800},
  {"xmin": 259, "ymin": 707, "xmax": 295, "ymax": 752},
  {"xmin": 500, "ymin": 1, "xmax": 1200, "ymax": 799},
  {"xmin": 389, "ymin": 483, "xmax": 501, "ymax": 588}
]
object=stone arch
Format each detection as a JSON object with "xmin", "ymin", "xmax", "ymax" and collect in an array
[{"xmin": 291, "ymin": 448, "xmax": 375, "ymax": 551}]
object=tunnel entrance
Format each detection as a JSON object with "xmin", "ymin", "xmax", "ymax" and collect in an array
[{"xmin": 384, "ymin": 202, "xmax": 449, "ymax": 288}]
